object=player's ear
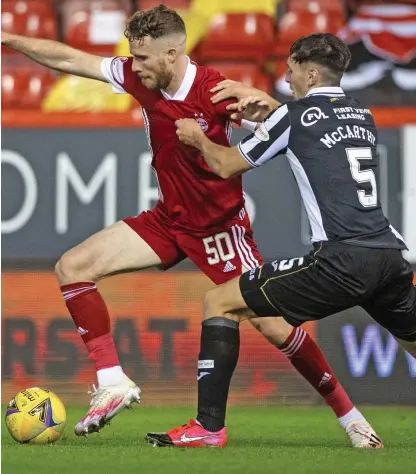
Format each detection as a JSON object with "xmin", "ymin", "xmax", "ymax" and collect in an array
[
  {"xmin": 166, "ymin": 47, "xmax": 178, "ymax": 64},
  {"xmin": 307, "ymin": 66, "xmax": 319, "ymax": 87}
]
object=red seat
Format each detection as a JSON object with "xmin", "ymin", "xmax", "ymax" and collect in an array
[
  {"xmin": 196, "ymin": 14, "xmax": 276, "ymax": 63},
  {"xmin": 21, "ymin": 66, "xmax": 56, "ymax": 108},
  {"xmin": 204, "ymin": 62, "xmax": 272, "ymax": 94},
  {"xmin": 136, "ymin": 0, "xmax": 191, "ymax": 10},
  {"xmin": 274, "ymin": 11, "xmax": 345, "ymax": 56},
  {"xmin": 61, "ymin": 0, "xmax": 130, "ymax": 55},
  {"xmin": 1, "ymin": 64, "xmax": 56, "ymax": 109},
  {"xmin": 1, "ymin": 0, "xmax": 58, "ymax": 51},
  {"xmin": 1, "ymin": 67, "xmax": 24, "ymax": 109}
]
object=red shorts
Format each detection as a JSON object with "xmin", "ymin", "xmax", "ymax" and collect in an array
[{"xmin": 124, "ymin": 205, "xmax": 263, "ymax": 285}]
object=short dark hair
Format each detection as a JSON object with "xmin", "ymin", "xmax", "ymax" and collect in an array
[
  {"xmin": 125, "ymin": 5, "xmax": 186, "ymax": 44},
  {"xmin": 290, "ymin": 33, "xmax": 351, "ymax": 82}
]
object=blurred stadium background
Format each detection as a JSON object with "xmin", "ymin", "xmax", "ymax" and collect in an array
[{"xmin": 2, "ymin": 0, "xmax": 416, "ymax": 409}]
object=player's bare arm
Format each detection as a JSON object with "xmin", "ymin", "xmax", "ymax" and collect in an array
[
  {"xmin": 211, "ymin": 79, "xmax": 280, "ymax": 109},
  {"xmin": 175, "ymin": 119, "xmax": 251, "ymax": 179},
  {"xmin": 1, "ymin": 32, "xmax": 106, "ymax": 81}
]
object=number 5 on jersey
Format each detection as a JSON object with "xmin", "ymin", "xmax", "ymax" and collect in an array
[{"xmin": 346, "ymin": 147, "xmax": 378, "ymax": 207}]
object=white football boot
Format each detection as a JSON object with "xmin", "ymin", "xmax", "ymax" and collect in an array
[
  {"xmin": 74, "ymin": 374, "xmax": 141, "ymax": 436},
  {"xmin": 345, "ymin": 420, "xmax": 384, "ymax": 448}
]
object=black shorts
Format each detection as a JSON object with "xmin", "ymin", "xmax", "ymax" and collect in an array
[{"xmin": 240, "ymin": 241, "xmax": 416, "ymax": 341}]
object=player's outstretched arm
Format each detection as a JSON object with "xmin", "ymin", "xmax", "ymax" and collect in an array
[
  {"xmin": 1, "ymin": 32, "xmax": 106, "ymax": 82},
  {"xmin": 175, "ymin": 119, "xmax": 252, "ymax": 179},
  {"xmin": 211, "ymin": 80, "xmax": 280, "ymax": 109}
]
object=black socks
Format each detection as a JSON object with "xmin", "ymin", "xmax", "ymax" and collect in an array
[{"xmin": 196, "ymin": 317, "xmax": 240, "ymax": 432}]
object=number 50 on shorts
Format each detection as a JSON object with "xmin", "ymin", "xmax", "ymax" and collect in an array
[{"xmin": 203, "ymin": 232, "xmax": 235, "ymax": 265}]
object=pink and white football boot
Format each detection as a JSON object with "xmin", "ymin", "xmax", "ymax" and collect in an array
[
  {"xmin": 74, "ymin": 374, "xmax": 141, "ymax": 436},
  {"xmin": 146, "ymin": 418, "xmax": 227, "ymax": 448},
  {"xmin": 346, "ymin": 420, "xmax": 384, "ymax": 448}
]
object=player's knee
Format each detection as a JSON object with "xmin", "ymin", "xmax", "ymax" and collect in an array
[
  {"xmin": 54, "ymin": 252, "xmax": 77, "ymax": 285},
  {"xmin": 202, "ymin": 286, "xmax": 244, "ymax": 324},
  {"xmin": 55, "ymin": 249, "xmax": 94, "ymax": 285},
  {"xmin": 203, "ymin": 287, "xmax": 225, "ymax": 319}
]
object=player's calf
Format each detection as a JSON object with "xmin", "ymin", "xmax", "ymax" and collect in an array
[{"xmin": 250, "ymin": 317, "xmax": 293, "ymax": 345}]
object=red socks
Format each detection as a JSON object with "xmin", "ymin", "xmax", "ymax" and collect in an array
[
  {"xmin": 61, "ymin": 282, "xmax": 120, "ymax": 371},
  {"xmin": 280, "ymin": 327, "xmax": 354, "ymax": 417}
]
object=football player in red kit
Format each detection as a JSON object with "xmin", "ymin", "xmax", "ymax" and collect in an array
[{"xmin": 1, "ymin": 5, "xmax": 378, "ymax": 446}]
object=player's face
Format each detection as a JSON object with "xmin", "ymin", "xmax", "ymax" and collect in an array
[
  {"xmin": 285, "ymin": 57, "xmax": 309, "ymax": 99},
  {"xmin": 130, "ymin": 37, "xmax": 174, "ymax": 91}
]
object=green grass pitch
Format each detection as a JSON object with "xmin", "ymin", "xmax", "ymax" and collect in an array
[{"xmin": 2, "ymin": 406, "xmax": 416, "ymax": 474}]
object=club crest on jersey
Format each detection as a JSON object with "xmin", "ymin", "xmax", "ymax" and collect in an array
[
  {"xmin": 255, "ymin": 123, "xmax": 270, "ymax": 141},
  {"xmin": 111, "ymin": 57, "xmax": 128, "ymax": 85},
  {"xmin": 301, "ymin": 107, "xmax": 329, "ymax": 127},
  {"xmin": 194, "ymin": 113, "xmax": 209, "ymax": 132}
]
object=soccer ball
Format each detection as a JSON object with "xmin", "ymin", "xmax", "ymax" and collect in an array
[{"xmin": 5, "ymin": 387, "xmax": 66, "ymax": 444}]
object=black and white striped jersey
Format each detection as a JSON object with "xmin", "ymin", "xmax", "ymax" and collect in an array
[{"xmin": 238, "ymin": 86, "xmax": 406, "ymax": 250}]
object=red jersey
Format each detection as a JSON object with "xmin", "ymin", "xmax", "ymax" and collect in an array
[{"xmin": 101, "ymin": 56, "xmax": 245, "ymax": 232}]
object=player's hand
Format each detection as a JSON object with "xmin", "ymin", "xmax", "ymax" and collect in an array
[
  {"xmin": 175, "ymin": 118, "xmax": 204, "ymax": 148},
  {"xmin": 226, "ymin": 96, "xmax": 273, "ymax": 122},
  {"xmin": 210, "ymin": 80, "xmax": 258, "ymax": 104},
  {"xmin": 1, "ymin": 31, "xmax": 13, "ymax": 45}
]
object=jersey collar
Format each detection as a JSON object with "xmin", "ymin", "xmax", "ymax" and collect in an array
[
  {"xmin": 161, "ymin": 56, "xmax": 197, "ymax": 101},
  {"xmin": 306, "ymin": 87, "xmax": 346, "ymax": 97}
]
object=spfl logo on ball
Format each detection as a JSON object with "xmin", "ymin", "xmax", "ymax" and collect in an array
[{"xmin": 301, "ymin": 107, "xmax": 329, "ymax": 127}]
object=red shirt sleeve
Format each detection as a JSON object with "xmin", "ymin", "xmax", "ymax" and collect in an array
[{"xmin": 212, "ymin": 97, "xmax": 241, "ymax": 125}]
